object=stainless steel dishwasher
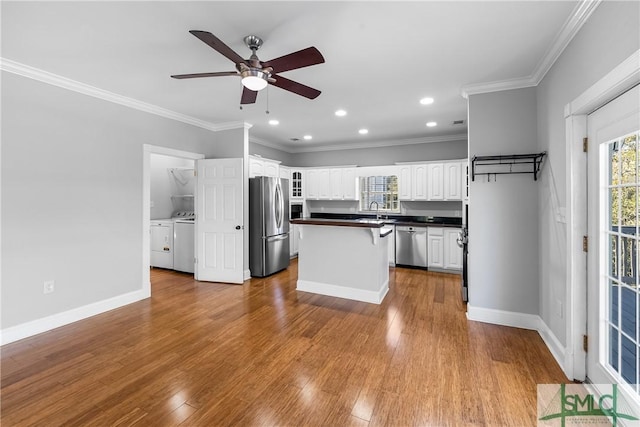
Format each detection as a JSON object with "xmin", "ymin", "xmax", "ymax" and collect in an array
[{"xmin": 395, "ymin": 226, "xmax": 427, "ymax": 267}]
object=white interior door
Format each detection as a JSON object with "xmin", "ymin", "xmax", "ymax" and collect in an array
[
  {"xmin": 587, "ymin": 85, "xmax": 639, "ymax": 399},
  {"xmin": 195, "ymin": 158, "xmax": 244, "ymax": 284}
]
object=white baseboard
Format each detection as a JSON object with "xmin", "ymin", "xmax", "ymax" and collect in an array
[
  {"xmin": 297, "ymin": 279, "xmax": 389, "ymax": 305},
  {"xmin": 537, "ymin": 319, "xmax": 567, "ymax": 376},
  {"xmin": 244, "ymin": 269, "xmax": 251, "ymax": 281},
  {"xmin": 466, "ymin": 304, "xmax": 568, "ymax": 377},
  {"xmin": 466, "ymin": 304, "xmax": 541, "ymax": 330},
  {"xmin": 0, "ymin": 289, "xmax": 150, "ymax": 346}
]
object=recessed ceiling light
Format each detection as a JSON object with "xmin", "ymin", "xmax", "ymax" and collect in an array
[
  {"xmin": 358, "ymin": 128, "xmax": 369, "ymax": 135},
  {"xmin": 268, "ymin": 119, "xmax": 279, "ymax": 126},
  {"xmin": 426, "ymin": 121, "xmax": 437, "ymax": 127},
  {"xmin": 303, "ymin": 135, "xmax": 312, "ymax": 140},
  {"xmin": 420, "ymin": 97, "xmax": 434, "ymax": 105},
  {"xmin": 335, "ymin": 109, "xmax": 347, "ymax": 117}
]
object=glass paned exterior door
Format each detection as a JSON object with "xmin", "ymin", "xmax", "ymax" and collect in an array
[{"xmin": 605, "ymin": 131, "xmax": 639, "ymax": 393}]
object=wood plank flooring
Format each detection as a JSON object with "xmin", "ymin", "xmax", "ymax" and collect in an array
[{"xmin": 1, "ymin": 260, "xmax": 569, "ymax": 426}]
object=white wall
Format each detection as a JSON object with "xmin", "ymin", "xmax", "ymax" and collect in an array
[
  {"xmin": 467, "ymin": 87, "xmax": 539, "ymax": 315},
  {"xmin": 1, "ymin": 72, "xmax": 223, "ymax": 330},
  {"xmin": 249, "ymin": 141, "xmax": 294, "ymax": 165},
  {"xmin": 291, "ymin": 139, "xmax": 467, "ymax": 167},
  {"xmin": 536, "ymin": 1, "xmax": 640, "ymax": 346}
]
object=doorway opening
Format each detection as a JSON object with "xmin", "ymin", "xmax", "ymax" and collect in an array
[{"xmin": 142, "ymin": 145, "xmax": 204, "ymax": 296}]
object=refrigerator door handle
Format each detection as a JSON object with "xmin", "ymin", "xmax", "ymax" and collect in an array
[
  {"xmin": 264, "ymin": 234, "xmax": 288, "ymax": 241},
  {"xmin": 275, "ymin": 182, "xmax": 284, "ymax": 229}
]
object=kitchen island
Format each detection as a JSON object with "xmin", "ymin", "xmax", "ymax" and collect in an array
[{"xmin": 290, "ymin": 218, "xmax": 393, "ymax": 304}]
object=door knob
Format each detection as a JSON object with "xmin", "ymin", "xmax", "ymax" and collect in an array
[{"xmin": 235, "ymin": 225, "xmax": 241, "ymax": 230}]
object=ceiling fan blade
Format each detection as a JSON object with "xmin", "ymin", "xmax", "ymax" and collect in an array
[
  {"xmin": 189, "ymin": 30, "xmax": 247, "ymax": 65},
  {"xmin": 240, "ymin": 87, "xmax": 258, "ymax": 104},
  {"xmin": 262, "ymin": 47, "xmax": 325, "ymax": 74},
  {"xmin": 270, "ymin": 75, "xmax": 321, "ymax": 100},
  {"xmin": 171, "ymin": 71, "xmax": 238, "ymax": 79}
]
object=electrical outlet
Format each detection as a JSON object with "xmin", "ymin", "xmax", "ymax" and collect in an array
[
  {"xmin": 43, "ymin": 280, "xmax": 55, "ymax": 294},
  {"xmin": 150, "ymin": 200, "xmax": 155, "ymax": 208}
]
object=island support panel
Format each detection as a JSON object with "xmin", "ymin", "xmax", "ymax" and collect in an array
[{"xmin": 296, "ymin": 224, "xmax": 390, "ymax": 304}]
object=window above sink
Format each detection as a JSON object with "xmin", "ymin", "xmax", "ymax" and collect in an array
[{"xmin": 359, "ymin": 175, "xmax": 400, "ymax": 213}]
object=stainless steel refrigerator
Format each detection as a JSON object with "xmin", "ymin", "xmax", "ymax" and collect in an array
[{"xmin": 249, "ymin": 177, "xmax": 290, "ymax": 277}]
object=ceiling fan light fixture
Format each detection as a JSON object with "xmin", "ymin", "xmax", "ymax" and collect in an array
[{"xmin": 241, "ymin": 69, "xmax": 269, "ymax": 91}]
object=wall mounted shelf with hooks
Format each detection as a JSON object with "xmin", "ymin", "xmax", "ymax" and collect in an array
[{"xmin": 471, "ymin": 152, "xmax": 546, "ymax": 181}]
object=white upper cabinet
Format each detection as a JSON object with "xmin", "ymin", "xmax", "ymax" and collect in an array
[
  {"xmin": 317, "ymin": 169, "xmax": 331, "ymax": 199},
  {"xmin": 279, "ymin": 166, "xmax": 290, "ymax": 180},
  {"xmin": 305, "ymin": 167, "xmax": 358, "ymax": 200},
  {"xmin": 398, "ymin": 164, "xmax": 428, "ymax": 201},
  {"xmin": 426, "ymin": 163, "xmax": 444, "ymax": 200},
  {"xmin": 305, "ymin": 169, "xmax": 320, "ymax": 199},
  {"xmin": 249, "ymin": 157, "xmax": 264, "ymax": 178},
  {"xmin": 443, "ymin": 162, "xmax": 462, "ymax": 201},
  {"xmin": 263, "ymin": 160, "xmax": 279, "ymax": 178},
  {"xmin": 424, "ymin": 161, "xmax": 464, "ymax": 201},
  {"xmin": 249, "ymin": 156, "xmax": 280, "ymax": 178},
  {"xmin": 249, "ymin": 156, "xmax": 466, "ymax": 203},
  {"xmin": 329, "ymin": 169, "xmax": 343, "ymax": 199},
  {"xmin": 412, "ymin": 164, "xmax": 428, "ymax": 200},
  {"xmin": 462, "ymin": 160, "xmax": 469, "ymax": 203},
  {"xmin": 341, "ymin": 168, "xmax": 358, "ymax": 200},
  {"xmin": 290, "ymin": 169, "xmax": 304, "ymax": 199},
  {"xmin": 398, "ymin": 165, "xmax": 412, "ymax": 200}
]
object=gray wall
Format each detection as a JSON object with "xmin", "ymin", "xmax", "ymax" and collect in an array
[
  {"xmin": 536, "ymin": 1, "xmax": 640, "ymax": 345},
  {"xmin": 290, "ymin": 139, "xmax": 467, "ymax": 167},
  {"xmin": 1, "ymin": 73, "xmax": 223, "ymax": 328},
  {"xmin": 249, "ymin": 141, "xmax": 294, "ymax": 165},
  {"xmin": 468, "ymin": 87, "xmax": 539, "ymax": 315}
]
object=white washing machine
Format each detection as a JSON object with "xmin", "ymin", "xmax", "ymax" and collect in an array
[
  {"xmin": 150, "ymin": 219, "xmax": 174, "ymax": 269},
  {"xmin": 173, "ymin": 219, "xmax": 194, "ymax": 273}
]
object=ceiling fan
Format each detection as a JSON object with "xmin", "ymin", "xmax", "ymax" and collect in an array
[{"xmin": 171, "ymin": 30, "xmax": 325, "ymax": 105}]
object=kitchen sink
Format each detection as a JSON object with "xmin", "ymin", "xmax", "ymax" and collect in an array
[{"xmin": 355, "ymin": 218, "xmax": 385, "ymax": 224}]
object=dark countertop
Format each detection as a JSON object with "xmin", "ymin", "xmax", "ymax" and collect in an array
[
  {"xmin": 307, "ymin": 213, "xmax": 462, "ymax": 228},
  {"xmin": 291, "ymin": 218, "xmax": 385, "ymax": 228}
]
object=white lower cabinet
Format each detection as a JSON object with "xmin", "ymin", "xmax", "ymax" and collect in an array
[
  {"xmin": 387, "ymin": 225, "xmax": 395, "ymax": 265},
  {"xmin": 290, "ymin": 223, "xmax": 299, "ymax": 257},
  {"xmin": 427, "ymin": 227, "xmax": 444, "ymax": 269},
  {"xmin": 444, "ymin": 228, "xmax": 462, "ymax": 270},
  {"xmin": 428, "ymin": 227, "xmax": 462, "ymax": 271}
]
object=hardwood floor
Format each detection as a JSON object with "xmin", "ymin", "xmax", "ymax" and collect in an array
[{"xmin": 1, "ymin": 260, "xmax": 568, "ymax": 426}]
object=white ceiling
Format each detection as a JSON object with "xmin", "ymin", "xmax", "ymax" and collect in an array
[{"xmin": 2, "ymin": 1, "xmax": 581, "ymax": 152}]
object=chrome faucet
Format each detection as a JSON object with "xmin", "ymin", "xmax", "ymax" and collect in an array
[{"xmin": 369, "ymin": 201, "xmax": 380, "ymax": 219}]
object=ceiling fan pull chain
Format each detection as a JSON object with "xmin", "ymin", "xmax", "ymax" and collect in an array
[{"xmin": 265, "ymin": 85, "xmax": 270, "ymax": 115}]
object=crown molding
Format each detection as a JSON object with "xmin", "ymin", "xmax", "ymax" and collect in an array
[
  {"xmin": 216, "ymin": 121, "xmax": 253, "ymax": 131},
  {"xmin": 249, "ymin": 136, "xmax": 292, "ymax": 152},
  {"xmin": 461, "ymin": 0, "xmax": 601, "ymax": 99},
  {"xmin": 0, "ymin": 57, "xmax": 242, "ymax": 133},
  {"xmin": 461, "ymin": 76, "xmax": 537, "ymax": 99},
  {"xmin": 531, "ymin": 0, "xmax": 601, "ymax": 84},
  {"xmin": 251, "ymin": 133, "xmax": 468, "ymax": 154}
]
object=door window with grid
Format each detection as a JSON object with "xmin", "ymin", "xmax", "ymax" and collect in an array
[
  {"xmin": 359, "ymin": 176, "xmax": 399, "ymax": 212},
  {"xmin": 606, "ymin": 131, "xmax": 639, "ymax": 393}
]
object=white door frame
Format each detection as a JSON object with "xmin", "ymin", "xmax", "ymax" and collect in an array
[
  {"xmin": 142, "ymin": 144, "xmax": 205, "ymax": 296},
  {"xmin": 564, "ymin": 50, "xmax": 640, "ymax": 381}
]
